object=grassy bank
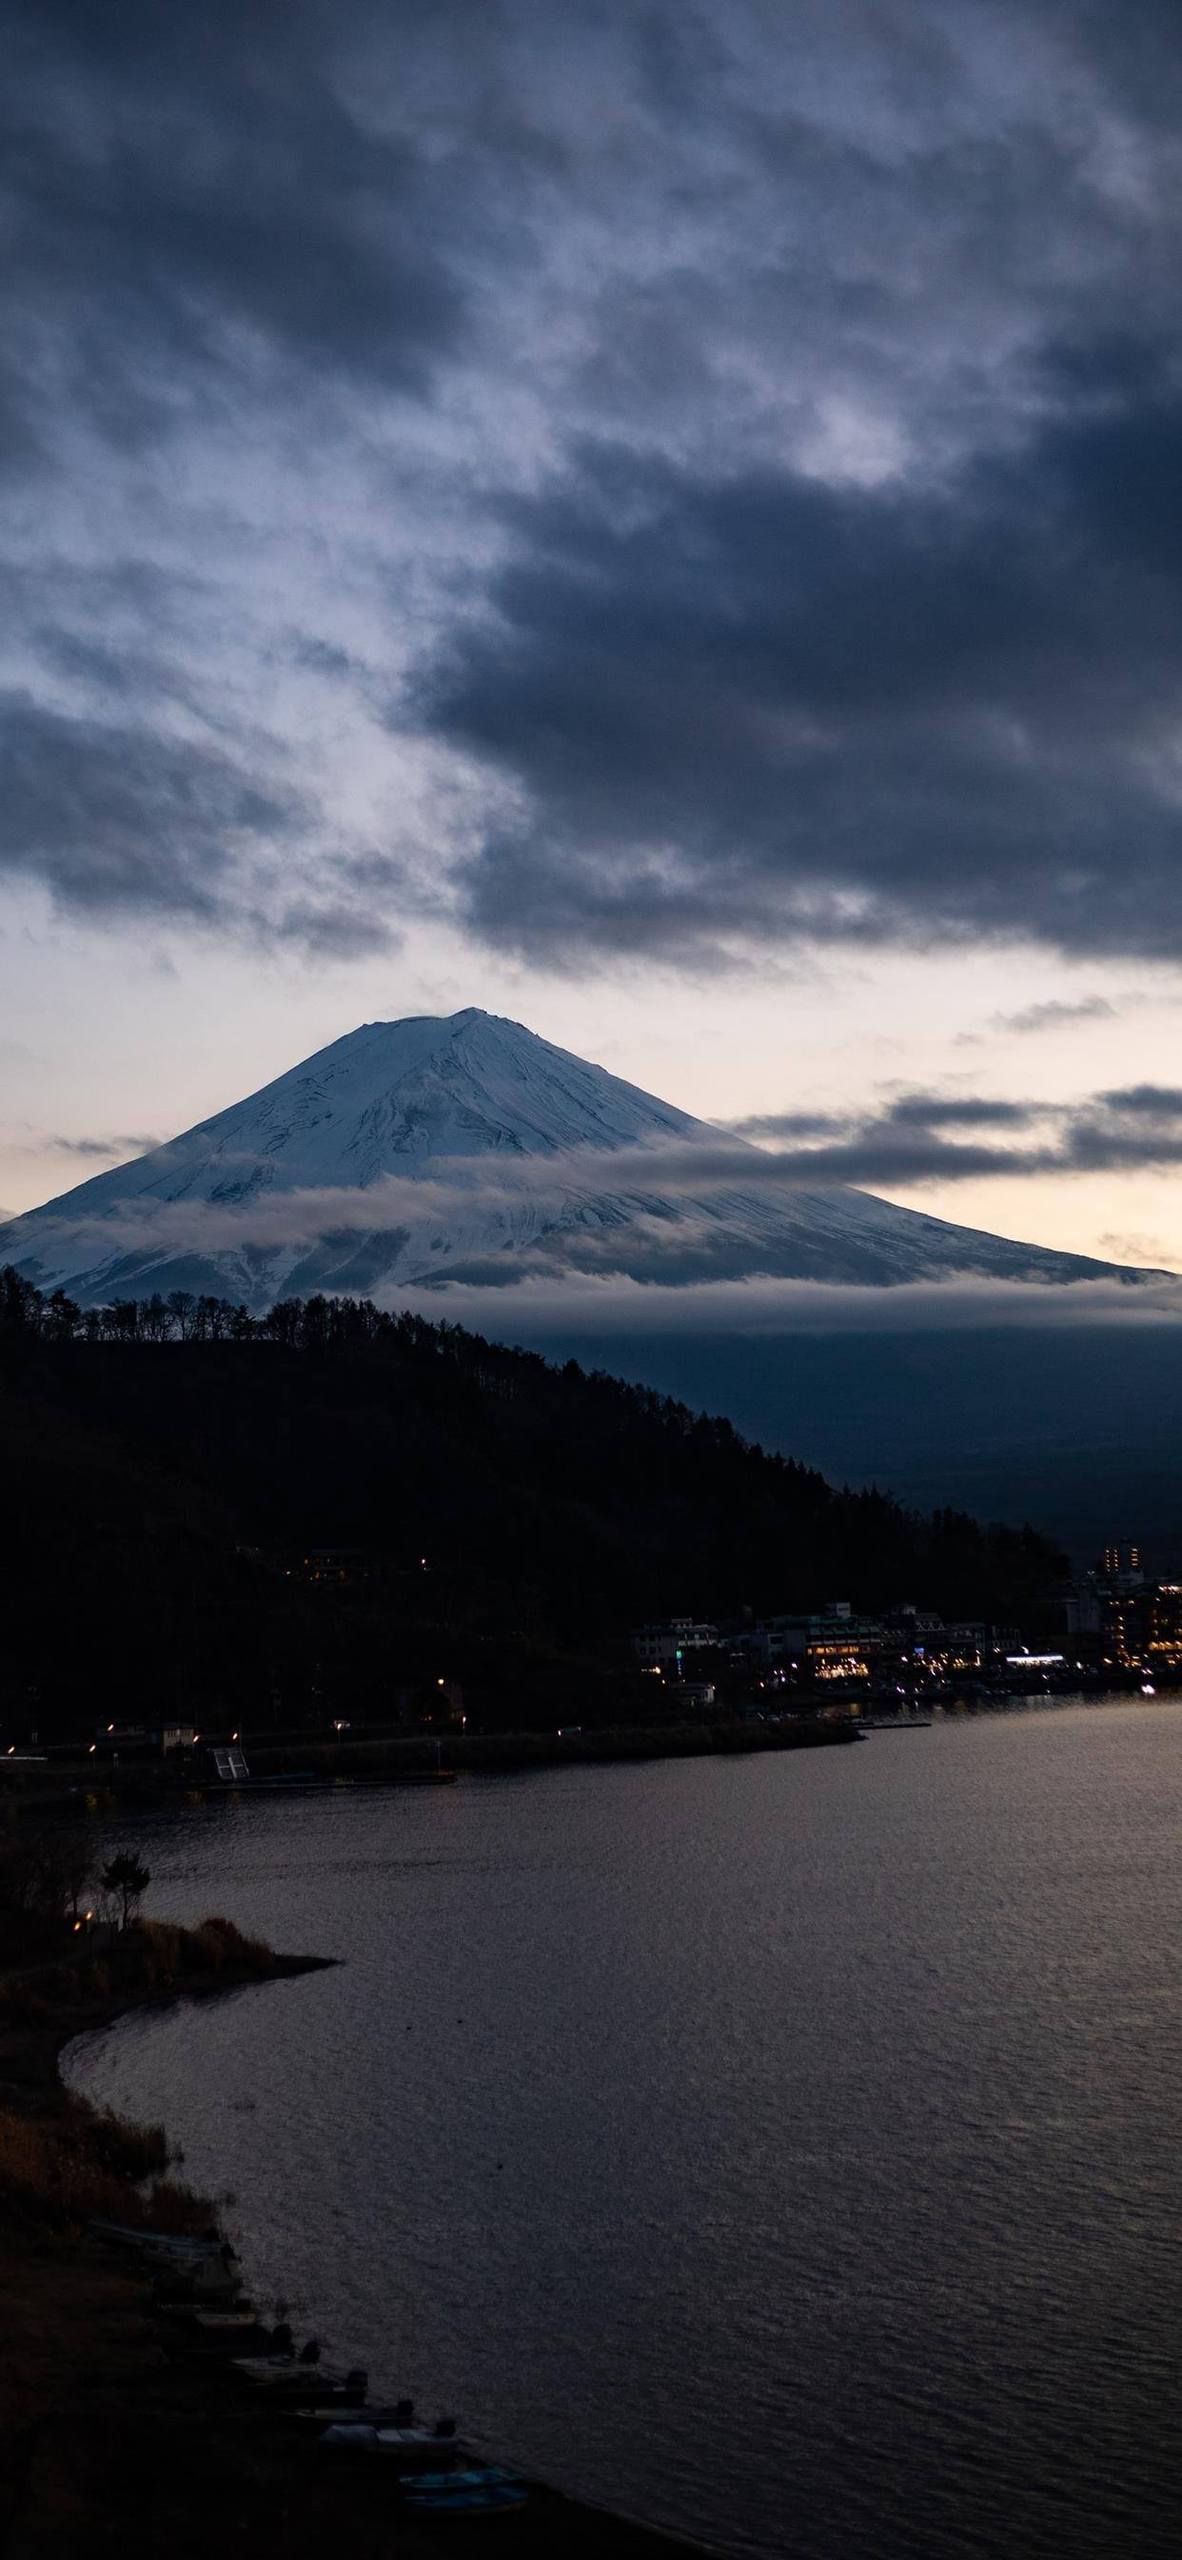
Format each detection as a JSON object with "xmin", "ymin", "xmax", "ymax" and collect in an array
[{"xmin": 1, "ymin": 1918, "xmax": 713, "ymax": 2558}]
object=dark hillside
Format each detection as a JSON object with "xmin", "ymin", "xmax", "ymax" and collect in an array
[{"xmin": 0, "ymin": 1276, "xmax": 1064, "ymax": 1738}]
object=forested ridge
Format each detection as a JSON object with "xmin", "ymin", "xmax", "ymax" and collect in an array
[{"xmin": 1, "ymin": 1269, "xmax": 1064, "ymax": 1736}]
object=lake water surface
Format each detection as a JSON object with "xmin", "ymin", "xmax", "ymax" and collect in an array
[{"xmin": 66, "ymin": 1701, "xmax": 1182, "ymax": 2558}]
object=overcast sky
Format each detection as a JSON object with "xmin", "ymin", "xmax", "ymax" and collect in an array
[{"xmin": 3, "ymin": 0, "xmax": 1182, "ymax": 1267}]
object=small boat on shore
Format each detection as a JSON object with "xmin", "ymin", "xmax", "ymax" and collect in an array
[
  {"xmin": 231, "ymin": 2357, "xmax": 368, "ymax": 2404},
  {"xmin": 402, "ymin": 2480, "xmax": 529, "ymax": 2517},
  {"xmin": 398, "ymin": 2469, "xmax": 521, "ymax": 2494},
  {"xmin": 96, "ymin": 2226, "xmax": 249, "ymax": 2304},
  {"xmin": 280, "ymin": 2403, "xmax": 429, "ymax": 2428},
  {"xmin": 90, "ymin": 2220, "xmax": 233, "ymax": 2261},
  {"xmin": 165, "ymin": 2309, "xmax": 269, "ymax": 2344},
  {"xmin": 319, "ymin": 2419, "xmax": 461, "ymax": 2465}
]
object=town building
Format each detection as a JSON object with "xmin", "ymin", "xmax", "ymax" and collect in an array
[
  {"xmin": 637, "ymin": 1601, "xmax": 1009, "ymax": 1691},
  {"xmin": 1061, "ymin": 1540, "xmax": 1182, "ymax": 1668},
  {"xmin": 882, "ymin": 1606, "xmax": 986, "ymax": 1673},
  {"xmin": 750, "ymin": 1605, "xmax": 885, "ymax": 1681},
  {"xmin": 631, "ymin": 1619, "xmax": 720, "ymax": 1669}
]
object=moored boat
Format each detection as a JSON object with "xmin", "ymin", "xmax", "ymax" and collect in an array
[
  {"xmin": 164, "ymin": 2308, "xmax": 270, "ymax": 2346},
  {"xmin": 398, "ymin": 2469, "xmax": 521, "ymax": 2493},
  {"xmin": 319, "ymin": 2419, "xmax": 461, "ymax": 2464},
  {"xmin": 401, "ymin": 2480, "xmax": 529, "ymax": 2517},
  {"xmin": 231, "ymin": 2357, "xmax": 368, "ymax": 2403},
  {"xmin": 280, "ymin": 2403, "xmax": 433, "ymax": 2428},
  {"xmin": 90, "ymin": 2220, "xmax": 234, "ymax": 2261}
]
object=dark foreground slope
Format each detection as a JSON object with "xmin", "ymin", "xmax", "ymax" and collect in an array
[{"xmin": 1, "ymin": 1280, "xmax": 1063, "ymax": 1739}]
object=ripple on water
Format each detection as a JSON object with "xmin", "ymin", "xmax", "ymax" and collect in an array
[{"xmin": 65, "ymin": 1701, "xmax": 1182, "ymax": 2560}]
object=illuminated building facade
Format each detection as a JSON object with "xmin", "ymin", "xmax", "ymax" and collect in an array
[
  {"xmin": 632, "ymin": 1619, "xmax": 719, "ymax": 1669},
  {"xmin": 1063, "ymin": 1541, "xmax": 1182, "ymax": 1668}
]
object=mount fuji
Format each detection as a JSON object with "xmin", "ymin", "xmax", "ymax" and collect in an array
[{"xmin": 0, "ymin": 1007, "xmax": 1159, "ymax": 1310}]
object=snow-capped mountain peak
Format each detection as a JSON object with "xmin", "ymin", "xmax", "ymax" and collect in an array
[
  {"xmin": 140, "ymin": 1008, "xmax": 694, "ymax": 1199},
  {"xmin": 0, "ymin": 1009, "xmax": 1166, "ymax": 1307}
]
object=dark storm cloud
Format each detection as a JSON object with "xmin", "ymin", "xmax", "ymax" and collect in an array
[
  {"xmin": 0, "ymin": 1, "xmax": 479, "ymax": 939},
  {"xmin": 4, "ymin": 0, "xmax": 463, "ymax": 457},
  {"xmin": 4, "ymin": 1, "xmax": 1182, "ymax": 960},
  {"xmin": 0, "ymin": 692, "xmax": 299, "ymax": 921},
  {"xmin": 422, "ymin": 379, "xmax": 1182, "ymax": 962},
  {"xmin": 0, "ymin": 687, "xmax": 389, "ymax": 948}
]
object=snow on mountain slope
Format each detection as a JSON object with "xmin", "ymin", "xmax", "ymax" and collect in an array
[{"xmin": 0, "ymin": 1008, "xmax": 1163, "ymax": 1308}]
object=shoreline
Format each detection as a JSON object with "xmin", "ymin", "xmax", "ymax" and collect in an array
[
  {"xmin": 4, "ymin": 1713, "xmax": 860, "ymax": 1819},
  {"xmin": 2, "ymin": 1928, "xmax": 717, "ymax": 2559}
]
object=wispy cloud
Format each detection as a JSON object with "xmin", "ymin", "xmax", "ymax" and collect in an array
[
  {"xmin": 384, "ymin": 1271, "xmax": 1182, "ymax": 1337},
  {"xmin": 724, "ymin": 1083, "xmax": 1182, "ymax": 1189},
  {"xmin": 990, "ymin": 995, "xmax": 1117, "ymax": 1037},
  {"xmin": 732, "ymin": 1094, "xmax": 1039, "ymax": 1143},
  {"xmin": 8, "ymin": 1076, "xmax": 1182, "ymax": 1283},
  {"xmin": 1098, "ymin": 1229, "xmax": 1173, "ymax": 1267},
  {"xmin": 48, "ymin": 1132, "xmax": 166, "ymax": 1162}
]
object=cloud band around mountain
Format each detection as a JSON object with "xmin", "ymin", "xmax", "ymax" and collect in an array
[{"xmin": 8, "ymin": 1077, "xmax": 1182, "ymax": 1282}]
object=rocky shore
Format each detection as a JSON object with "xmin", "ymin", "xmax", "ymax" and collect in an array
[{"xmin": 1, "ymin": 1923, "xmax": 713, "ymax": 2558}]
